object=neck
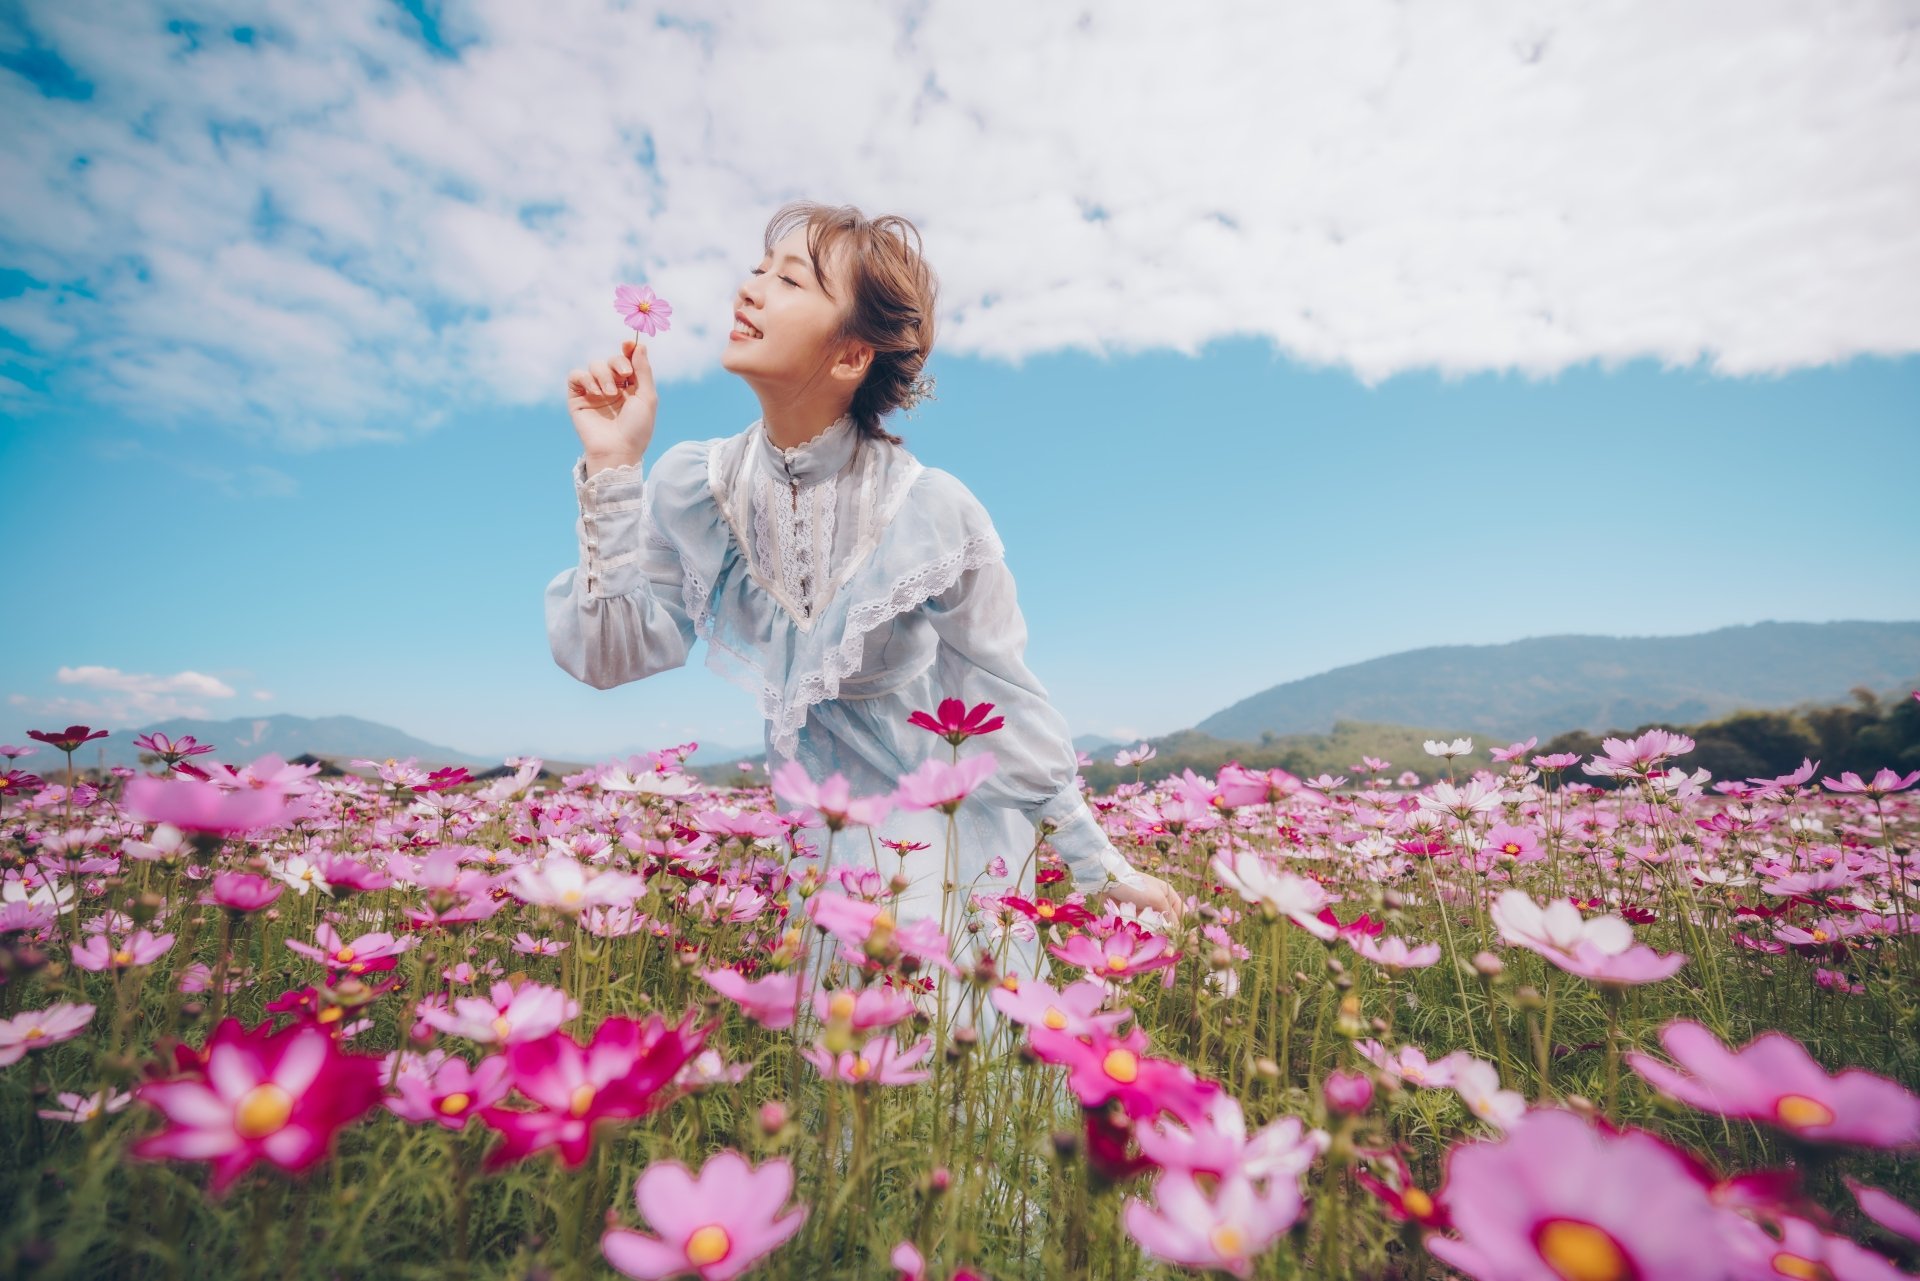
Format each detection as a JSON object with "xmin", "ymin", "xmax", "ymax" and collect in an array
[{"xmin": 760, "ymin": 400, "xmax": 855, "ymax": 451}]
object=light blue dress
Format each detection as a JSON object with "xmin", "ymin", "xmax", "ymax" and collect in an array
[{"xmin": 544, "ymin": 412, "xmax": 1147, "ymax": 950}]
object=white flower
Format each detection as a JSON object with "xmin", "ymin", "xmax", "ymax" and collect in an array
[
  {"xmin": 1490, "ymin": 889, "xmax": 1633, "ymax": 957},
  {"xmin": 1422, "ymin": 738, "xmax": 1474, "ymax": 759},
  {"xmin": 1443, "ymin": 1054, "xmax": 1526, "ymax": 1129},
  {"xmin": 599, "ymin": 767, "xmax": 701, "ymax": 796},
  {"xmin": 1210, "ymin": 851, "xmax": 1338, "ymax": 939},
  {"xmin": 510, "ymin": 856, "xmax": 646, "ymax": 912}
]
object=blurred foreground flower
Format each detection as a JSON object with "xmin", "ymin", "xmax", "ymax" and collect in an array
[{"xmin": 602, "ymin": 1149, "xmax": 806, "ymax": 1281}]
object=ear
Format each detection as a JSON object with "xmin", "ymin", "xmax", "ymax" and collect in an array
[{"xmin": 833, "ymin": 340, "xmax": 874, "ymax": 382}]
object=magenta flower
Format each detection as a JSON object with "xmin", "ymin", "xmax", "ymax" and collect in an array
[
  {"xmin": 476, "ymin": 1011, "xmax": 710, "ymax": 1169},
  {"xmin": 123, "ymin": 774, "xmax": 292, "ymax": 834},
  {"xmin": 1580, "ymin": 728, "xmax": 1696, "ymax": 779},
  {"xmin": 1124, "ymin": 1166, "xmax": 1303, "ymax": 1277},
  {"xmin": 700, "ymin": 968, "xmax": 801, "ymax": 1031},
  {"xmin": 130, "ymin": 1018, "xmax": 385, "ymax": 1195},
  {"xmin": 1625, "ymin": 1019, "xmax": 1920, "ymax": 1148},
  {"xmin": 812, "ymin": 985, "xmax": 918, "ymax": 1032},
  {"xmin": 906, "ymin": 696, "xmax": 1005, "ymax": 747},
  {"xmin": 1029, "ymin": 1023, "xmax": 1218, "ymax": 1125},
  {"xmin": 1047, "ymin": 925, "xmax": 1180, "ymax": 981},
  {"xmin": 769, "ymin": 759, "xmax": 895, "ymax": 830},
  {"xmin": 801, "ymin": 1034, "xmax": 934, "ymax": 1086},
  {"xmin": 601, "ymin": 1150, "xmax": 806, "ymax": 1281},
  {"xmin": 418, "ymin": 979, "xmax": 579, "ymax": 1046},
  {"xmin": 71, "ymin": 929, "xmax": 174, "ymax": 971},
  {"xmin": 1423, "ymin": 1107, "xmax": 1745, "ymax": 1280},
  {"xmin": 27, "ymin": 725, "xmax": 109, "ymax": 753},
  {"xmin": 0, "ymin": 1001, "xmax": 96, "ymax": 1067},
  {"xmin": 133, "ymin": 731, "xmax": 217, "ymax": 763},
  {"xmin": 1821, "ymin": 767, "xmax": 1920, "ymax": 797},
  {"xmin": 614, "ymin": 283, "xmax": 673, "ymax": 337},
  {"xmin": 890, "ymin": 753, "xmax": 997, "ymax": 815}
]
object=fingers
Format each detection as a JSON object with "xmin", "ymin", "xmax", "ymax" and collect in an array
[
  {"xmin": 566, "ymin": 368, "xmax": 596, "ymax": 400},
  {"xmin": 588, "ymin": 359, "xmax": 616, "ymax": 397}
]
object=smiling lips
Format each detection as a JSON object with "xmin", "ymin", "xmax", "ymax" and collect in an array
[{"xmin": 732, "ymin": 310, "xmax": 763, "ymax": 339}]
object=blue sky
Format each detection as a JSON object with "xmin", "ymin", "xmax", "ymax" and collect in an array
[{"xmin": 3, "ymin": 2, "xmax": 1917, "ymax": 763}]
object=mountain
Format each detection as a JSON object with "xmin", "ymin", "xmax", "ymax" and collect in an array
[
  {"xmin": 69, "ymin": 714, "xmax": 500, "ymax": 773},
  {"xmin": 1196, "ymin": 620, "xmax": 1920, "ymax": 743}
]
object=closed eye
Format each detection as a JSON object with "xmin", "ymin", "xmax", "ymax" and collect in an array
[{"xmin": 750, "ymin": 267, "xmax": 801, "ymax": 288}]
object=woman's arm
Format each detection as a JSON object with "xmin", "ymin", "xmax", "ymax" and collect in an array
[
  {"xmin": 544, "ymin": 454, "xmax": 697, "ymax": 688},
  {"xmin": 921, "ymin": 544, "xmax": 1182, "ymax": 917}
]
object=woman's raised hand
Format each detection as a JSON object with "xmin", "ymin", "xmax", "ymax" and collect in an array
[{"xmin": 567, "ymin": 337, "xmax": 657, "ymax": 471}]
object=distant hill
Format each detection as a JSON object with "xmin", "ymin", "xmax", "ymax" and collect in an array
[
  {"xmin": 1196, "ymin": 621, "xmax": 1920, "ymax": 743},
  {"xmin": 71, "ymin": 714, "xmax": 501, "ymax": 773}
]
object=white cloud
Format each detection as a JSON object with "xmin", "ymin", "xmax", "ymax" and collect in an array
[
  {"xmin": 24, "ymin": 665, "xmax": 241, "ymax": 724},
  {"xmin": 1, "ymin": 0, "xmax": 1915, "ymax": 449},
  {"xmin": 251, "ymin": 690, "xmax": 273, "ymax": 701}
]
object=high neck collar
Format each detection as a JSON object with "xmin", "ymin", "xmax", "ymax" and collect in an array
[{"xmin": 755, "ymin": 413, "xmax": 860, "ymax": 487}]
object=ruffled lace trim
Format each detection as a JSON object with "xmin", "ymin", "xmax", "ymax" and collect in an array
[
  {"xmin": 576, "ymin": 455, "xmax": 644, "ymax": 490},
  {"xmin": 682, "ymin": 528, "xmax": 1006, "ymax": 761}
]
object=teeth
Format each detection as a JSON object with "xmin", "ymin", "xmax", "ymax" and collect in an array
[{"xmin": 734, "ymin": 319, "xmax": 762, "ymax": 338}]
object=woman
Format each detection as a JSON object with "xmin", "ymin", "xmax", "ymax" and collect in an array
[{"xmin": 544, "ymin": 200, "xmax": 1181, "ymax": 969}]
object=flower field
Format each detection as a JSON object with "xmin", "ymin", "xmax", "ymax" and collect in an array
[{"xmin": 1, "ymin": 708, "xmax": 1917, "ymax": 1280}]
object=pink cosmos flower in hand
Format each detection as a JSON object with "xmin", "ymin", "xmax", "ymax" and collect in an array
[
  {"xmin": 1625, "ymin": 1019, "xmax": 1920, "ymax": 1148},
  {"xmin": 1124, "ymin": 1166, "xmax": 1303, "ymax": 1278},
  {"xmin": 614, "ymin": 283, "xmax": 672, "ymax": 337},
  {"xmin": 890, "ymin": 753, "xmax": 997, "ymax": 815},
  {"xmin": 770, "ymin": 760, "xmax": 895, "ymax": 830},
  {"xmin": 1422, "ymin": 1107, "xmax": 1748, "ymax": 1281},
  {"xmin": 0, "ymin": 1001, "xmax": 95, "ymax": 1067},
  {"xmin": 906, "ymin": 696, "xmax": 1005, "ymax": 746},
  {"xmin": 700, "ymin": 968, "xmax": 802, "ymax": 1030},
  {"xmin": 129, "ymin": 1017, "xmax": 385, "ymax": 1195},
  {"xmin": 601, "ymin": 1149, "xmax": 806, "ymax": 1281}
]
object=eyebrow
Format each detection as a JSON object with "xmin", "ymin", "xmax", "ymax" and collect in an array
[{"xmin": 769, "ymin": 250, "xmax": 816, "ymax": 276}]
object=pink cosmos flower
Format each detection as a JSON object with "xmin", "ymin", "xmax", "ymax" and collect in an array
[
  {"xmin": 129, "ymin": 1017, "xmax": 385, "ymax": 1195},
  {"xmin": 123, "ymin": 774, "xmax": 292, "ymax": 834},
  {"xmin": 813, "ymin": 985, "xmax": 918, "ymax": 1032},
  {"xmin": 1124, "ymin": 1166, "xmax": 1303, "ymax": 1278},
  {"xmin": 71, "ymin": 929, "xmax": 174, "ymax": 971},
  {"xmin": 419, "ymin": 979, "xmax": 580, "ymax": 1045},
  {"xmin": 1489, "ymin": 738, "xmax": 1538, "ymax": 763},
  {"xmin": 383, "ymin": 1051, "xmax": 511, "ymax": 1130},
  {"xmin": 1357, "ymin": 1041, "xmax": 1457, "ymax": 1090},
  {"xmin": 1490, "ymin": 889, "xmax": 1686, "ymax": 987},
  {"xmin": 1351, "ymin": 934, "xmax": 1442, "ymax": 971},
  {"xmin": 1481, "ymin": 824, "xmax": 1542, "ymax": 863},
  {"xmin": 203, "ymin": 871, "xmax": 284, "ymax": 912},
  {"xmin": 614, "ymin": 283, "xmax": 673, "ymax": 337},
  {"xmin": 1580, "ymin": 728, "xmax": 1696, "ymax": 779},
  {"xmin": 801, "ymin": 1034, "xmax": 934, "ymax": 1086},
  {"xmin": 988, "ymin": 975, "xmax": 1131, "ymax": 1037},
  {"xmin": 1444, "ymin": 1054, "xmax": 1527, "ymax": 1130},
  {"xmin": 1133, "ymin": 1093, "xmax": 1327, "ymax": 1187},
  {"xmin": 1047, "ymin": 925, "xmax": 1180, "ymax": 981},
  {"xmin": 510, "ymin": 856, "xmax": 646, "ymax": 912},
  {"xmin": 0, "ymin": 1001, "xmax": 96, "ymax": 1066},
  {"xmin": 1029, "ymin": 1023, "xmax": 1218, "ymax": 1125},
  {"xmin": 700, "ymin": 968, "xmax": 802, "ymax": 1030},
  {"xmin": 1625, "ymin": 1019, "xmax": 1920, "ymax": 1148},
  {"xmin": 1846, "ymin": 1178, "xmax": 1920, "ymax": 1245},
  {"xmin": 477, "ymin": 1011, "xmax": 711, "ymax": 1169},
  {"xmin": 602, "ymin": 1150, "xmax": 806, "ymax": 1281},
  {"xmin": 1423, "ymin": 1108, "xmax": 1746, "ymax": 1280},
  {"xmin": 1821, "ymin": 767, "xmax": 1920, "ymax": 797},
  {"xmin": 38, "ymin": 1087, "xmax": 133, "ymax": 1123},
  {"xmin": 890, "ymin": 753, "xmax": 997, "ymax": 815},
  {"xmin": 284, "ymin": 923, "xmax": 415, "ymax": 975},
  {"xmin": 906, "ymin": 697, "xmax": 1005, "ymax": 747},
  {"xmin": 1209, "ymin": 851, "xmax": 1339, "ymax": 939},
  {"xmin": 770, "ymin": 759, "xmax": 895, "ymax": 830}
]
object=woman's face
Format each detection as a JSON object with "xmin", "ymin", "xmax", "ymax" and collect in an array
[{"xmin": 721, "ymin": 225, "xmax": 866, "ymax": 393}]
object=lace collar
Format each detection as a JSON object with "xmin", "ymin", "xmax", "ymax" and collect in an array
[{"xmin": 754, "ymin": 412, "xmax": 860, "ymax": 488}]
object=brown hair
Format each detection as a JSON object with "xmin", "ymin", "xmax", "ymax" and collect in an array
[{"xmin": 762, "ymin": 200, "xmax": 939, "ymax": 447}]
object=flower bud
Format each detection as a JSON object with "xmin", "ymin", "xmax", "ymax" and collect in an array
[
  {"xmin": 758, "ymin": 1102, "xmax": 789, "ymax": 1135},
  {"xmin": 1472, "ymin": 950, "xmax": 1505, "ymax": 977},
  {"xmin": 1323, "ymin": 1069, "xmax": 1373, "ymax": 1116}
]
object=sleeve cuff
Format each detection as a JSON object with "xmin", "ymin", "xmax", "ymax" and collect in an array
[
  {"xmin": 1033, "ymin": 785, "xmax": 1141, "ymax": 894},
  {"xmin": 573, "ymin": 456, "xmax": 649, "ymax": 598}
]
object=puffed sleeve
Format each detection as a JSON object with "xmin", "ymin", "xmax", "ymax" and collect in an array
[
  {"xmin": 544, "ymin": 451, "xmax": 697, "ymax": 689},
  {"xmin": 918, "ymin": 498, "xmax": 1147, "ymax": 896}
]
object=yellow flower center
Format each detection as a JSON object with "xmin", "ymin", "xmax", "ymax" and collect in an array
[
  {"xmin": 1000, "ymin": 974, "xmax": 1020, "ymax": 992},
  {"xmin": 1209, "ymin": 1224, "xmax": 1244, "ymax": 1258},
  {"xmin": 569, "ymin": 1084, "xmax": 596, "ymax": 1117},
  {"xmin": 1042, "ymin": 1007, "xmax": 1068, "ymax": 1031},
  {"xmin": 1106, "ymin": 956, "xmax": 1128, "ymax": 972},
  {"xmin": 318, "ymin": 1006, "xmax": 343, "ymax": 1024},
  {"xmin": 1103, "ymin": 1049, "xmax": 1139, "ymax": 1084},
  {"xmin": 873, "ymin": 910, "xmax": 896, "ymax": 930},
  {"xmin": 1774, "ymin": 1094, "xmax": 1835, "ymax": 1131},
  {"xmin": 1401, "ymin": 1188, "xmax": 1434, "ymax": 1220},
  {"xmin": 1037, "ymin": 902, "xmax": 1056, "ymax": 919},
  {"xmin": 1810, "ymin": 929, "xmax": 1829, "ymax": 943},
  {"xmin": 561, "ymin": 888, "xmax": 583, "ymax": 906},
  {"xmin": 851, "ymin": 1056, "xmax": 872, "ymax": 1080},
  {"xmin": 336, "ymin": 947, "xmax": 356, "ymax": 962},
  {"xmin": 235, "ymin": 1084, "xmax": 294, "ymax": 1139},
  {"xmin": 1502, "ymin": 843, "xmax": 1522, "ymax": 856},
  {"xmin": 685, "ymin": 1225, "xmax": 730, "ymax": 1265},
  {"xmin": 828, "ymin": 992, "xmax": 856, "ymax": 1020},
  {"xmin": 1769, "ymin": 1252, "xmax": 1832, "ymax": 1281},
  {"xmin": 492, "ymin": 1016, "xmax": 513, "ymax": 1039},
  {"xmin": 112, "ymin": 949, "xmax": 133, "ymax": 965},
  {"xmin": 1535, "ymin": 1219, "xmax": 1631, "ymax": 1281},
  {"xmin": 438, "ymin": 1092, "xmax": 470, "ymax": 1115}
]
